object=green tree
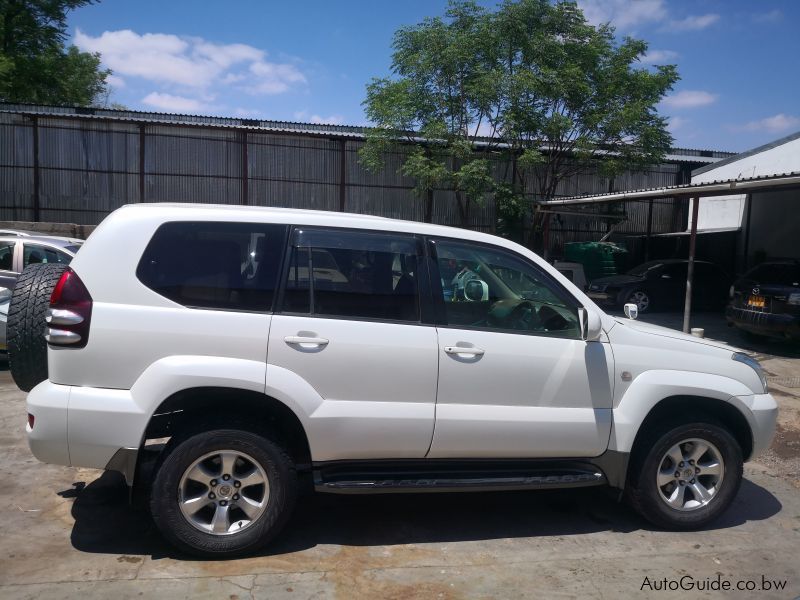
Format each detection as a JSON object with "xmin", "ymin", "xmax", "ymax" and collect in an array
[
  {"xmin": 362, "ymin": 0, "xmax": 678, "ymax": 247},
  {"xmin": 360, "ymin": 1, "xmax": 502, "ymax": 225},
  {"xmin": 0, "ymin": 0, "xmax": 110, "ymax": 105},
  {"xmin": 491, "ymin": 0, "xmax": 678, "ymax": 248}
]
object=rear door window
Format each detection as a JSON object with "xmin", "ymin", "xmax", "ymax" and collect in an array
[
  {"xmin": 281, "ymin": 228, "xmax": 421, "ymax": 322},
  {"xmin": 0, "ymin": 243, "xmax": 14, "ymax": 271},
  {"xmin": 137, "ymin": 221, "xmax": 288, "ymax": 311},
  {"xmin": 22, "ymin": 244, "xmax": 72, "ymax": 267}
]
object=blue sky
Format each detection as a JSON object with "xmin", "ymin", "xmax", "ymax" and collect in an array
[{"xmin": 68, "ymin": 0, "xmax": 799, "ymax": 152}]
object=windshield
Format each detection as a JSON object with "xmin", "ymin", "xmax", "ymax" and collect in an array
[
  {"xmin": 745, "ymin": 263, "xmax": 800, "ymax": 286},
  {"xmin": 627, "ymin": 261, "xmax": 663, "ymax": 276}
]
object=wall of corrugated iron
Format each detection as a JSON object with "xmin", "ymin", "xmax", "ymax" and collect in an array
[{"xmin": 0, "ymin": 111, "xmax": 708, "ymax": 253}]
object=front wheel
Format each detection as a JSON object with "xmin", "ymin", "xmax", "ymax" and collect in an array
[
  {"xmin": 150, "ymin": 429, "xmax": 297, "ymax": 558},
  {"xmin": 627, "ymin": 422, "xmax": 742, "ymax": 530}
]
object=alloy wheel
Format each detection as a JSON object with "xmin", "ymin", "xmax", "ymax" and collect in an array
[{"xmin": 656, "ymin": 438, "xmax": 724, "ymax": 511}]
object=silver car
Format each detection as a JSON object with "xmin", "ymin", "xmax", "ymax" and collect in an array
[{"xmin": 0, "ymin": 234, "xmax": 83, "ymax": 351}]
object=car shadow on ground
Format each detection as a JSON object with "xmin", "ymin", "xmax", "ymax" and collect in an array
[{"xmin": 61, "ymin": 471, "xmax": 782, "ymax": 560}]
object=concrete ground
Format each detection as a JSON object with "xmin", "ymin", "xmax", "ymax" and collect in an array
[{"xmin": 0, "ymin": 313, "xmax": 798, "ymax": 599}]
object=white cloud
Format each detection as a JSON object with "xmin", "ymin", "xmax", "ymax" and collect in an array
[
  {"xmin": 754, "ymin": 9, "xmax": 782, "ymax": 23},
  {"xmin": 667, "ymin": 116, "xmax": 688, "ymax": 132},
  {"xmin": 577, "ymin": 0, "xmax": 666, "ymax": 30},
  {"xmin": 105, "ymin": 74, "xmax": 125, "ymax": 88},
  {"xmin": 75, "ymin": 29, "xmax": 306, "ymax": 96},
  {"xmin": 142, "ymin": 92, "xmax": 211, "ymax": 113},
  {"xmin": 294, "ymin": 111, "xmax": 344, "ymax": 125},
  {"xmin": 662, "ymin": 90, "xmax": 717, "ymax": 109},
  {"xmin": 640, "ymin": 49, "xmax": 678, "ymax": 64},
  {"xmin": 734, "ymin": 114, "xmax": 800, "ymax": 134},
  {"xmin": 661, "ymin": 14, "xmax": 720, "ymax": 32}
]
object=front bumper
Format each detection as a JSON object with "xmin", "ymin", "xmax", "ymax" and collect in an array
[
  {"xmin": 738, "ymin": 392, "xmax": 779, "ymax": 460},
  {"xmin": 726, "ymin": 306, "xmax": 800, "ymax": 339},
  {"xmin": 26, "ymin": 380, "xmax": 142, "ymax": 480}
]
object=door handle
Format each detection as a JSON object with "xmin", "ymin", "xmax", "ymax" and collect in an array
[
  {"xmin": 444, "ymin": 346, "xmax": 485, "ymax": 356},
  {"xmin": 284, "ymin": 336, "xmax": 329, "ymax": 347}
]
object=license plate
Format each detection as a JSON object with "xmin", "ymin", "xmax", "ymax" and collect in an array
[{"xmin": 747, "ymin": 295, "xmax": 765, "ymax": 308}]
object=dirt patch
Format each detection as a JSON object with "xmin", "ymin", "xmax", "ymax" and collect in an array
[{"xmin": 771, "ymin": 423, "xmax": 800, "ymax": 460}]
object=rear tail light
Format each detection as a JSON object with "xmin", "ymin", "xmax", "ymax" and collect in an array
[
  {"xmin": 27, "ymin": 413, "xmax": 34, "ymax": 429},
  {"xmin": 45, "ymin": 268, "xmax": 92, "ymax": 348}
]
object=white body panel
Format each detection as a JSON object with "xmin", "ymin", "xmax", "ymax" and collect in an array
[
  {"xmin": 429, "ymin": 330, "xmax": 613, "ymax": 457},
  {"xmin": 267, "ymin": 315, "xmax": 438, "ymax": 459}
]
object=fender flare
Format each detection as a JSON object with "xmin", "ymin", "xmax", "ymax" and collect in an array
[{"xmin": 609, "ymin": 369, "xmax": 755, "ymax": 454}]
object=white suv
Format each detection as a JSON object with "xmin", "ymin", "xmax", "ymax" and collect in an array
[{"xmin": 23, "ymin": 204, "xmax": 777, "ymax": 557}]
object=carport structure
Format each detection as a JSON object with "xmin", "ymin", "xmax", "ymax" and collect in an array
[{"xmin": 540, "ymin": 172, "xmax": 800, "ymax": 332}]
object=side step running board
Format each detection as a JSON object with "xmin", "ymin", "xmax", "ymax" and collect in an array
[{"xmin": 314, "ymin": 462, "xmax": 607, "ymax": 494}]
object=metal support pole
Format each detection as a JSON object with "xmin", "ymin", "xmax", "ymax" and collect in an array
[
  {"xmin": 338, "ymin": 139, "xmax": 347, "ymax": 212},
  {"xmin": 682, "ymin": 196, "xmax": 700, "ymax": 333},
  {"xmin": 32, "ymin": 116, "xmax": 40, "ymax": 221},
  {"xmin": 742, "ymin": 193, "xmax": 752, "ymax": 272}
]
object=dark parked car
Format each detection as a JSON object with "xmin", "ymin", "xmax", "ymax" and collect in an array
[
  {"xmin": 726, "ymin": 260, "xmax": 800, "ymax": 341},
  {"xmin": 586, "ymin": 259, "xmax": 730, "ymax": 314}
]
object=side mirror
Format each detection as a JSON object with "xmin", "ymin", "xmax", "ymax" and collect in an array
[
  {"xmin": 464, "ymin": 279, "xmax": 489, "ymax": 302},
  {"xmin": 623, "ymin": 303, "xmax": 638, "ymax": 320},
  {"xmin": 579, "ymin": 308, "xmax": 603, "ymax": 341}
]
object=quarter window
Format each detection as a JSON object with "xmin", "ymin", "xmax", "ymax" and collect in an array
[
  {"xmin": 137, "ymin": 221, "xmax": 288, "ymax": 311},
  {"xmin": 281, "ymin": 229, "xmax": 420, "ymax": 322},
  {"xmin": 435, "ymin": 240, "xmax": 581, "ymax": 338}
]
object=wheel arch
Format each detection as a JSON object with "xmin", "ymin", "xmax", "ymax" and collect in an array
[
  {"xmin": 629, "ymin": 395, "xmax": 753, "ymax": 468},
  {"xmin": 140, "ymin": 386, "xmax": 313, "ymax": 468}
]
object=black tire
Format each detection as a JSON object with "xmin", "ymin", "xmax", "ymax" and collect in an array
[
  {"xmin": 627, "ymin": 421, "xmax": 742, "ymax": 530},
  {"xmin": 7, "ymin": 263, "xmax": 67, "ymax": 392},
  {"xmin": 150, "ymin": 428, "xmax": 297, "ymax": 558}
]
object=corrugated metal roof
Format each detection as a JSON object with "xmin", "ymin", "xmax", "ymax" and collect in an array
[
  {"xmin": 0, "ymin": 102, "xmax": 735, "ymax": 163},
  {"xmin": 541, "ymin": 171, "xmax": 800, "ymax": 205}
]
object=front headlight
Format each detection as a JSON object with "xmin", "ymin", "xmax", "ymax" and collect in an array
[{"xmin": 732, "ymin": 352, "xmax": 768, "ymax": 393}]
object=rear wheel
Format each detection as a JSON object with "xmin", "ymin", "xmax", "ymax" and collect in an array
[
  {"xmin": 628, "ymin": 421, "xmax": 742, "ymax": 530},
  {"xmin": 150, "ymin": 428, "xmax": 297, "ymax": 558},
  {"xmin": 7, "ymin": 264, "xmax": 67, "ymax": 391}
]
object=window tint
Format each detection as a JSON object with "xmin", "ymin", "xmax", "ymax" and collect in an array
[
  {"xmin": 137, "ymin": 221, "xmax": 288, "ymax": 311},
  {"xmin": 23, "ymin": 244, "xmax": 72, "ymax": 268},
  {"xmin": 746, "ymin": 263, "xmax": 800, "ymax": 286},
  {"xmin": 281, "ymin": 228, "xmax": 420, "ymax": 322},
  {"xmin": 435, "ymin": 240, "xmax": 580, "ymax": 338},
  {"xmin": 0, "ymin": 243, "xmax": 13, "ymax": 271}
]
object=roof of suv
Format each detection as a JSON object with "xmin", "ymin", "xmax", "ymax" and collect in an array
[{"xmin": 116, "ymin": 203, "xmax": 499, "ymax": 245}]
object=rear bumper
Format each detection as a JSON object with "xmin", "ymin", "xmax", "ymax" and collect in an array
[
  {"xmin": 726, "ymin": 306, "xmax": 800, "ymax": 339},
  {"xmin": 26, "ymin": 380, "xmax": 142, "ymax": 481}
]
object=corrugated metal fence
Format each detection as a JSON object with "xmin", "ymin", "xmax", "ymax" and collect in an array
[{"xmin": 0, "ymin": 107, "xmax": 728, "ymax": 256}]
